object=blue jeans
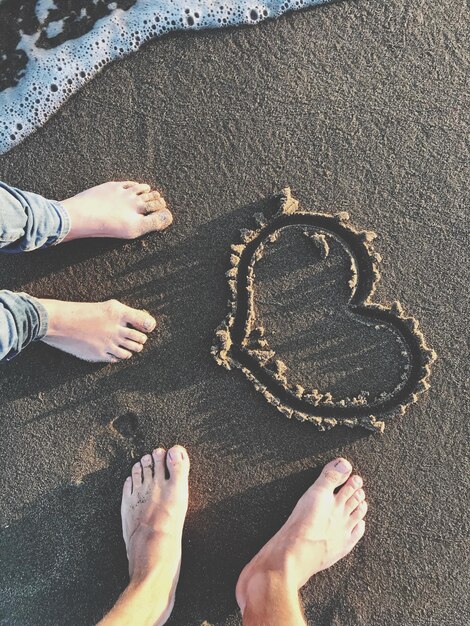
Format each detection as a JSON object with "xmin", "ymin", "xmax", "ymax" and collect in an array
[{"xmin": 0, "ymin": 181, "xmax": 71, "ymax": 362}]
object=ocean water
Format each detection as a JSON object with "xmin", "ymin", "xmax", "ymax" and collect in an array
[{"xmin": 0, "ymin": 0, "xmax": 329, "ymax": 154}]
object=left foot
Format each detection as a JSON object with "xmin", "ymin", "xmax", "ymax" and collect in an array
[
  {"xmin": 121, "ymin": 447, "xmax": 190, "ymax": 625},
  {"xmin": 61, "ymin": 181, "xmax": 172, "ymax": 241},
  {"xmin": 39, "ymin": 298, "xmax": 156, "ymax": 362}
]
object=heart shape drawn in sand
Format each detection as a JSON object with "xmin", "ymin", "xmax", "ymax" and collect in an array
[{"xmin": 212, "ymin": 189, "xmax": 436, "ymax": 432}]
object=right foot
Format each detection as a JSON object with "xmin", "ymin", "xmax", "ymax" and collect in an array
[
  {"xmin": 121, "ymin": 447, "xmax": 190, "ymax": 625},
  {"xmin": 38, "ymin": 298, "xmax": 157, "ymax": 362},
  {"xmin": 236, "ymin": 458, "xmax": 367, "ymax": 613}
]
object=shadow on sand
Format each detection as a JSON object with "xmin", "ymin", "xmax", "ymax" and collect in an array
[{"xmin": 0, "ymin": 461, "xmax": 366, "ymax": 626}]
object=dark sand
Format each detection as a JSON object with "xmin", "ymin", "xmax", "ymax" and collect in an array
[{"xmin": 0, "ymin": 0, "xmax": 468, "ymax": 624}]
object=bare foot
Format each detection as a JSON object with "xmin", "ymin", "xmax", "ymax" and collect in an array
[
  {"xmin": 61, "ymin": 181, "xmax": 172, "ymax": 241},
  {"xmin": 38, "ymin": 298, "xmax": 157, "ymax": 362},
  {"xmin": 121, "ymin": 447, "xmax": 190, "ymax": 625},
  {"xmin": 236, "ymin": 458, "xmax": 367, "ymax": 614}
]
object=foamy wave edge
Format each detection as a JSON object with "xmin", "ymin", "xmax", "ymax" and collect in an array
[{"xmin": 0, "ymin": 0, "xmax": 329, "ymax": 154}]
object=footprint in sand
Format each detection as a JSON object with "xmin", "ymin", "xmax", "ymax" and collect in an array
[
  {"xmin": 212, "ymin": 188, "xmax": 436, "ymax": 432},
  {"xmin": 111, "ymin": 412, "xmax": 139, "ymax": 439}
]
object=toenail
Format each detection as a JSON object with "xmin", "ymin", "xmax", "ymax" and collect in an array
[
  {"xmin": 356, "ymin": 489, "xmax": 364, "ymax": 500},
  {"xmin": 154, "ymin": 448, "xmax": 165, "ymax": 457},
  {"xmin": 353, "ymin": 476, "xmax": 362, "ymax": 487},
  {"xmin": 157, "ymin": 209, "xmax": 171, "ymax": 226},
  {"xmin": 334, "ymin": 459, "xmax": 351, "ymax": 474},
  {"xmin": 144, "ymin": 318, "xmax": 155, "ymax": 331},
  {"xmin": 168, "ymin": 448, "xmax": 183, "ymax": 462}
]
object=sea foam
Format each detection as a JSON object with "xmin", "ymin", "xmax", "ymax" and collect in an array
[{"xmin": 0, "ymin": 0, "xmax": 328, "ymax": 154}]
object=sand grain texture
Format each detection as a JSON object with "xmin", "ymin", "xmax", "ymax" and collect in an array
[{"xmin": 0, "ymin": 0, "xmax": 468, "ymax": 625}]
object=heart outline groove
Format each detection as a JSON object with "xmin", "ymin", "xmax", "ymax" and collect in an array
[{"xmin": 212, "ymin": 188, "xmax": 436, "ymax": 432}]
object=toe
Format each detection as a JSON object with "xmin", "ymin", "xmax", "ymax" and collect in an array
[
  {"xmin": 166, "ymin": 445, "xmax": 190, "ymax": 482},
  {"xmin": 336, "ymin": 475, "xmax": 363, "ymax": 505},
  {"xmin": 121, "ymin": 476, "xmax": 134, "ymax": 546},
  {"xmin": 351, "ymin": 519, "xmax": 366, "ymax": 543},
  {"xmin": 141, "ymin": 454, "xmax": 153, "ymax": 483},
  {"xmin": 141, "ymin": 190, "xmax": 163, "ymax": 202},
  {"xmin": 131, "ymin": 462, "xmax": 142, "ymax": 489},
  {"xmin": 315, "ymin": 458, "xmax": 352, "ymax": 491},
  {"xmin": 349, "ymin": 500, "xmax": 368, "ymax": 526},
  {"xmin": 123, "ymin": 306, "xmax": 157, "ymax": 333},
  {"xmin": 152, "ymin": 447, "xmax": 167, "ymax": 484},
  {"xmin": 121, "ymin": 328, "xmax": 148, "ymax": 344},
  {"xmin": 120, "ymin": 339, "xmax": 144, "ymax": 353},
  {"xmin": 109, "ymin": 346, "xmax": 133, "ymax": 360},
  {"xmin": 105, "ymin": 353, "xmax": 120, "ymax": 363},
  {"xmin": 143, "ymin": 199, "xmax": 167, "ymax": 214},
  {"xmin": 142, "ymin": 208, "xmax": 173, "ymax": 233},
  {"xmin": 129, "ymin": 183, "xmax": 151, "ymax": 195},
  {"xmin": 345, "ymin": 488, "xmax": 365, "ymax": 514},
  {"xmin": 122, "ymin": 475, "xmax": 132, "ymax": 499},
  {"xmin": 140, "ymin": 190, "xmax": 167, "ymax": 213}
]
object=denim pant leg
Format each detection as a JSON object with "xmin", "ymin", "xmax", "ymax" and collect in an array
[
  {"xmin": 0, "ymin": 290, "xmax": 49, "ymax": 362},
  {"xmin": 0, "ymin": 181, "xmax": 70, "ymax": 252},
  {"xmin": 0, "ymin": 181, "xmax": 71, "ymax": 362}
]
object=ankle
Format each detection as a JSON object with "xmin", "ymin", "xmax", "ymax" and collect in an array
[
  {"xmin": 61, "ymin": 197, "xmax": 98, "ymax": 240},
  {"xmin": 128, "ymin": 526, "xmax": 180, "ymax": 588},
  {"xmin": 129, "ymin": 556, "xmax": 171, "ymax": 588},
  {"xmin": 237, "ymin": 564, "xmax": 295, "ymax": 614},
  {"xmin": 36, "ymin": 299, "xmax": 61, "ymax": 336},
  {"xmin": 114, "ymin": 578, "xmax": 173, "ymax": 626}
]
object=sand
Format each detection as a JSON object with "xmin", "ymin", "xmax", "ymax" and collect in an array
[{"xmin": 0, "ymin": 0, "xmax": 468, "ymax": 624}]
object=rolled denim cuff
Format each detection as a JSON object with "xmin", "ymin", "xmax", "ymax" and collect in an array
[
  {"xmin": 26, "ymin": 295, "xmax": 49, "ymax": 340},
  {"xmin": 51, "ymin": 200, "xmax": 71, "ymax": 245}
]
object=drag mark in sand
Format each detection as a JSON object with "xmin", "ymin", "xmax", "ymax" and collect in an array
[{"xmin": 212, "ymin": 189, "xmax": 436, "ymax": 432}]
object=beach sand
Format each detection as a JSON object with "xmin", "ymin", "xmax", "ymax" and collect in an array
[{"xmin": 0, "ymin": 0, "xmax": 468, "ymax": 624}]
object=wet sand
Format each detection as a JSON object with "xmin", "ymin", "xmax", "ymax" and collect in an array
[{"xmin": 0, "ymin": 0, "xmax": 468, "ymax": 624}]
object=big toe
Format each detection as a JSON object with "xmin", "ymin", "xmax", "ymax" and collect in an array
[
  {"xmin": 315, "ymin": 458, "xmax": 352, "ymax": 491},
  {"xmin": 142, "ymin": 208, "xmax": 173, "ymax": 233},
  {"xmin": 166, "ymin": 446, "xmax": 190, "ymax": 484},
  {"xmin": 164, "ymin": 446, "xmax": 190, "ymax": 516}
]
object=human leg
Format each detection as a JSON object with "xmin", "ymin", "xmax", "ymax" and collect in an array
[
  {"xmin": 0, "ymin": 180, "xmax": 171, "ymax": 362},
  {"xmin": 0, "ymin": 179, "xmax": 172, "ymax": 251},
  {"xmin": 0, "ymin": 181, "xmax": 69, "ymax": 252},
  {"xmin": 0, "ymin": 290, "xmax": 48, "ymax": 361},
  {"xmin": 0, "ymin": 292, "xmax": 157, "ymax": 363}
]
